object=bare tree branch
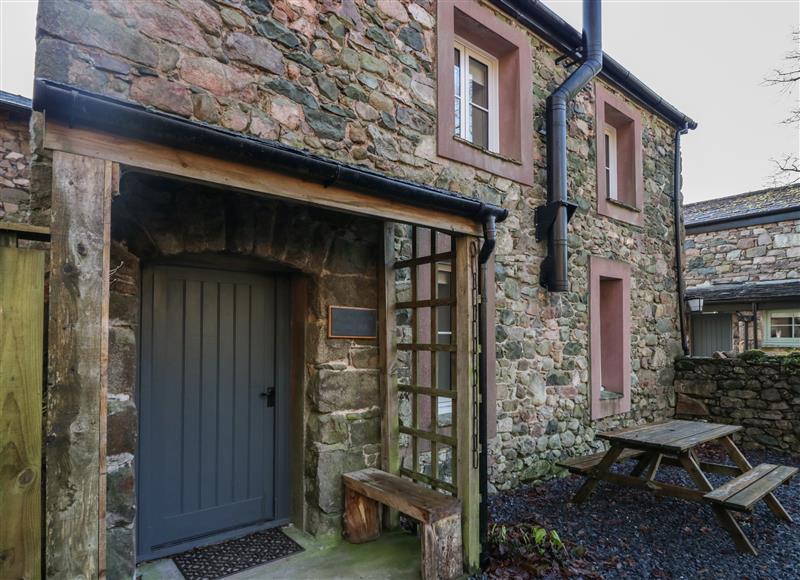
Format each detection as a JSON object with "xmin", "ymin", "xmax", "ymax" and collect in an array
[{"xmin": 766, "ymin": 30, "xmax": 800, "ymax": 183}]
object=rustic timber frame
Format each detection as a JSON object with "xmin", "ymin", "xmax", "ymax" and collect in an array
[
  {"xmin": 0, "ymin": 223, "xmax": 48, "ymax": 579},
  {"xmin": 39, "ymin": 91, "xmax": 492, "ymax": 575}
]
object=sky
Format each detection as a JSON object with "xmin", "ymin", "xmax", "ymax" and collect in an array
[{"xmin": 1, "ymin": 0, "xmax": 798, "ymax": 203}]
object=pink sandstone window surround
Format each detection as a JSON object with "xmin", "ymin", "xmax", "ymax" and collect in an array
[
  {"xmin": 436, "ymin": 0, "xmax": 534, "ymax": 186},
  {"xmin": 595, "ymin": 83, "xmax": 644, "ymax": 227},
  {"xmin": 590, "ymin": 256, "xmax": 632, "ymax": 419}
]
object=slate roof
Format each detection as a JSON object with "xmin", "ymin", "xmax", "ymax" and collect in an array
[
  {"xmin": 686, "ymin": 279, "xmax": 800, "ymax": 303},
  {"xmin": 0, "ymin": 90, "xmax": 32, "ymax": 112},
  {"xmin": 684, "ymin": 185, "xmax": 800, "ymax": 226}
]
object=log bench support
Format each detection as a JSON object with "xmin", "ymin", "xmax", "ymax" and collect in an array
[{"xmin": 343, "ymin": 468, "xmax": 463, "ymax": 580}]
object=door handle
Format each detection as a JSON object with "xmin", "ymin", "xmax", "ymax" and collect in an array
[{"xmin": 259, "ymin": 387, "xmax": 275, "ymax": 408}]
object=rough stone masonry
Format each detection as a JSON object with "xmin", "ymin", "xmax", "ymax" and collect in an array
[
  {"xmin": 0, "ymin": 104, "xmax": 31, "ymax": 222},
  {"xmin": 674, "ymin": 355, "xmax": 800, "ymax": 454},
  {"xmin": 29, "ymin": 0, "xmax": 685, "ymax": 574}
]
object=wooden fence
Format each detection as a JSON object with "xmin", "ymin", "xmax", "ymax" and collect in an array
[{"xmin": 0, "ymin": 224, "xmax": 48, "ymax": 579}]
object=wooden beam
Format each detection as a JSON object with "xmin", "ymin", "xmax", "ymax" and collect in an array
[
  {"xmin": 0, "ymin": 222, "xmax": 50, "ymax": 237},
  {"xmin": 44, "ymin": 123, "xmax": 483, "ymax": 236},
  {"xmin": 455, "ymin": 236, "xmax": 479, "ymax": 571},
  {"xmin": 0, "ymin": 245, "xmax": 45, "ymax": 580},
  {"xmin": 378, "ymin": 223, "xmax": 400, "ymax": 529},
  {"xmin": 289, "ymin": 275, "xmax": 308, "ymax": 531},
  {"xmin": 46, "ymin": 152, "xmax": 112, "ymax": 579}
]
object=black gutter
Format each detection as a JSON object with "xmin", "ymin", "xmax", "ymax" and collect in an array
[
  {"xmin": 488, "ymin": 0, "xmax": 697, "ymax": 130},
  {"xmin": 537, "ymin": 0, "xmax": 602, "ymax": 292},
  {"xmin": 673, "ymin": 124, "xmax": 690, "ymax": 356},
  {"xmin": 686, "ymin": 207, "xmax": 800, "ymax": 233},
  {"xmin": 32, "ymin": 79, "xmax": 508, "ymax": 226},
  {"xmin": 477, "ymin": 215, "xmax": 496, "ymax": 568}
]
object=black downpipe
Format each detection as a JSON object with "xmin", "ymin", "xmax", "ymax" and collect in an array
[
  {"xmin": 541, "ymin": 0, "xmax": 603, "ymax": 291},
  {"xmin": 673, "ymin": 124, "xmax": 690, "ymax": 356},
  {"xmin": 477, "ymin": 214, "xmax": 496, "ymax": 568}
]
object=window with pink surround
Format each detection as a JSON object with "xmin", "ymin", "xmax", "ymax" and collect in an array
[
  {"xmin": 589, "ymin": 256, "xmax": 631, "ymax": 419},
  {"xmin": 595, "ymin": 84, "xmax": 644, "ymax": 227},
  {"xmin": 436, "ymin": 0, "xmax": 533, "ymax": 185}
]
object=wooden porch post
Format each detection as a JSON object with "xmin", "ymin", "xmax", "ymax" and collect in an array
[
  {"xmin": 455, "ymin": 236, "xmax": 479, "ymax": 570},
  {"xmin": 46, "ymin": 151, "xmax": 113, "ymax": 579},
  {"xmin": 378, "ymin": 222, "xmax": 400, "ymax": 528}
]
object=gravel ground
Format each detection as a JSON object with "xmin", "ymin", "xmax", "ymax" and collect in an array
[{"xmin": 489, "ymin": 446, "xmax": 800, "ymax": 580}]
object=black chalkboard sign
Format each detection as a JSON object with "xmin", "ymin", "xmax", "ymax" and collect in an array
[{"xmin": 328, "ymin": 306, "xmax": 377, "ymax": 339}]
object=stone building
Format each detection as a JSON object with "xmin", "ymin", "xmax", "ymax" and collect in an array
[
  {"xmin": 4, "ymin": 0, "xmax": 696, "ymax": 577},
  {"xmin": 0, "ymin": 91, "xmax": 32, "ymax": 222},
  {"xmin": 685, "ymin": 185, "xmax": 800, "ymax": 355}
]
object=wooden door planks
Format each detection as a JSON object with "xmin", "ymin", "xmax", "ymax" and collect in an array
[
  {"xmin": 46, "ymin": 152, "xmax": 113, "ymax": 579},
  {"xmin": 0, "ymin": 245, "xmax": 45, "ymax": 580}
]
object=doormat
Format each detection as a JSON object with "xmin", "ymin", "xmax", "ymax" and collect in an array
[{"xmin": 172, "ymin": 528, "xmax": 303, "ymax": 580}]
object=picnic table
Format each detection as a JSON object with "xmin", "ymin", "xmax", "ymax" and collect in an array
[{"xmin": 557, "ymin": 419, "xmax": 798, "ymax": 555}]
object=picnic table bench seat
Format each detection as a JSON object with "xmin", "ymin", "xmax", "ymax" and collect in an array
[
  {"xmin": 563, "ymin": 420, "xmax": 797, "ymax": 556},
  {"xmin": 557, "ymin": 448, "xmax": 645, "ymax": 474},
  {"xmin": 342, "ymin": 468, "xmax": 462, "ymax": 580},
  {"xmin": 704, "ymin": 463, "xmax": 798, "ymax": 512}
]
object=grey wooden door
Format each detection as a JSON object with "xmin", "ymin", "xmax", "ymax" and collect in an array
[
  {"xmin": 138, "ymin": 266, "xmax": 290, "ymax": 559},
  {"xmin": 691, "ymin": 313, "xmax": 733, "ymax": 356}
]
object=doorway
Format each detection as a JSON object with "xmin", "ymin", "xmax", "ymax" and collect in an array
[
  {"xmin": 137, "ymin": 265, "xmax": 291, "ymax": 560},
  {"xmin": 691, "ymin": 312, "xmax": 733, "ymax": 356}
]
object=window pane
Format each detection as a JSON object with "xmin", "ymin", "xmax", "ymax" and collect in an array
[
  {"xmin": 604, "ymin": 133, "xmax": 611, "ymax": 171},
  {"xmin": 454, "ymin": 48, "xmax": 461, "ymax": 136},
  {"xmin": 436, "ymin": 306, "xmax": 451, "ymax": 343},
  {"xmin": 470, "ymin": 106, "xmax": 489, "ymax": 149},
  {"xmin": 436, "ymin": 265, "xmax": 451, "ymax": 299},
  {"xmin": 468, "ymin": 57, "xmax": 488, "ymax": 108},
  {"xmin": 771, "ymin": 325, "xmax": 792, "ymax": 339},
  {"xmin": 436, "ymin": 351, "xmax": 452, "ymax": 390},
  {"xmin": 437, "ymin": 397, "xmax": 453, "ymax": 428},
  {"xmin": 454, "ymin": 97, "xmax": 461, "ymax": 136}
]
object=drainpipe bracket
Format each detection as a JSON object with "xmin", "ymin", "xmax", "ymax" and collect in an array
[{"xmin": 534, "ymin": 200, "xmax": 578, "ymax": 242}]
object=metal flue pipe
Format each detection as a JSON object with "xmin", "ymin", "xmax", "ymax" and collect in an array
[{"xmin": 541, "ymin": 0, "xmax": 603, "ymax": 291}]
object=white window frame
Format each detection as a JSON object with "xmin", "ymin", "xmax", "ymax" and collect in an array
[
  {"xmin": 763, "ymin": 310, "xmax": 800, "ymax": 347},
  {"xmin": 604, "ymin": 124, "xmax": 619, "ymax": 201},
  {"xmin": 454, "ymin": 37, "xmax": 499, "ymax": 153}
]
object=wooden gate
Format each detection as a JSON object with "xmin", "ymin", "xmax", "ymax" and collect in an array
[{"xmin": 0, "ymin": 226, "xmax": 47, "ymax": 579}]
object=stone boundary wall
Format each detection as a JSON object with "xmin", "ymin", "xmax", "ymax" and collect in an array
[{"xmin": 674, "ymin": 356, "xmax": 800, "ymax": 454}]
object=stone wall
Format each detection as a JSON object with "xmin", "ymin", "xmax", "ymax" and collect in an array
[
  {"xmin": 35, "ymin": 1, "xmax": 683, "ymax": 495},
  {"xmin": 0, "ymin": 106, "xmax": 31, "ymax": 223},
  {"xmin": 107, "ymin": 173, "xmax": 381, "ymax": 576},
  {"xmin": 674, "ymin": 356, "xmax": 800, "ymax": 454},
  {"xmin": 685, "ymin": 219, "xmax": 800, "ymax": 287}
]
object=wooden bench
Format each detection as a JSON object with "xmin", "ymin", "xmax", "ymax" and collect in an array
[
  {"xmin": 704, "ymin": 463, "xmax": 798, "ymax": 514},
  {"xmin": 342, "ymin": 468, "xmax": 462, "ymax": 580},
  {"xmin": 557, "ymin": 448, "xmax": 646, "ymax": 475}
]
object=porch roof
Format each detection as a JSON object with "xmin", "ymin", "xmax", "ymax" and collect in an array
[
  {"xmin": 686, "ymin": 280, "xmax": 800, "ymax": 304},
  {"xmin": 32, "ymin": 79, "xmax": 507, "ymax": 228}
]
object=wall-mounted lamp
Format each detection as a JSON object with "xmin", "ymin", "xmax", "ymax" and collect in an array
[{"xmin": 687, "ymin": 298, "xmax": 704, "ymax": 313}]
